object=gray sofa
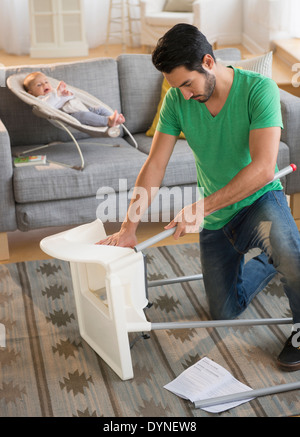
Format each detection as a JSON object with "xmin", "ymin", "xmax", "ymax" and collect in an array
[{"xmin": 1, "ymin": 50, "xmax": 300, "ymax": 259}]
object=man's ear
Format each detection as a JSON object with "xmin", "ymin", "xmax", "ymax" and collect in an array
[{"xmin": 202, "ymin": 54, "xmax": 214, "ymax": 71}]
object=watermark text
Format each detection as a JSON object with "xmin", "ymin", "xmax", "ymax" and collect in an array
[{"xmin": 96, "ymin": 180, "xmax": 204, "ymax": 230}]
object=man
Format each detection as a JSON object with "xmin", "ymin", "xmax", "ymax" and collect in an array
[{"xmin": 99, "ymin": 24, "xmax": 300, "ymax": 371}]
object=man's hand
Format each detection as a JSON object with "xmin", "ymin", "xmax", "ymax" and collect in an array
[
  {"xmin": 96, "ymin": 226, "xmax": 137, "ymax": 248},
  {"xmin": 164, "ymin": 200, "xmax": 204, "ymax": 239}
]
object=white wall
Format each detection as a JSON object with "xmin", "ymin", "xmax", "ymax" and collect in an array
[
  {"xmin": 213, "ymin": 0, "xmax": 243, "ymax": 46},
  {"xmin": 242, "ymin": 0, "xmax": 270, "ymax": 52},
  {"xmin": 83, "ymin": 0, "xmax": 110, "ymax": 48},
  {"xmin": 242, "ymin": 0, "xmax": 290, "ymax": 53}
]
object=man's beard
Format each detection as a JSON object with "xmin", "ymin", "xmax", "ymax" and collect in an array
[{"xmin": 192, "ymin": 71, "xmax": 216, "ymax": 103}]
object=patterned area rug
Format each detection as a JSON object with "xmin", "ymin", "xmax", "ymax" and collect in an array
[{"xmin": 0, "ymin": 243, "xmax": 300, "ymax": 417}]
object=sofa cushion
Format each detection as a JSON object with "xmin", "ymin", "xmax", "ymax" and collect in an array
[
  {"xmin": 1, "ymin": 58, "xmax": 121, "ymax": 147},
  {"xmin": 217, "ymin": 52, "xmax": 273, "ymax": 78},
  {"xmin": 118, "ymin": 54, "xmax": 163, "ymax": 135},
  {"xmin": 13, "ymin": 137, "xmax": 148, "ymax": 203},
  {"xmin": 15, "ymin": 183, "xmax": 199, "ymax": 231},
  {"xmin": 16, "ymin": 196, "xmax": 104, "ymax": 231},
  {"xmin": 163, "ymin": 0, "xmax": 194, "ymax": 12},
  {"xmin": 133, "ymin": 133, "xmax": 197, "ymax": 186},
  {"xmin": 214, "ymin": 48, "xmax": 242, "ymax": 61}
]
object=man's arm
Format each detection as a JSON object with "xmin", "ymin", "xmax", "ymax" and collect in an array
[
  {"xmin": 166, "ymin": 126, "xmax": 281, "ymax": 238},
  {"xmin": 97, "ymin": 130, "xmax": 177, "ymax": 247}
]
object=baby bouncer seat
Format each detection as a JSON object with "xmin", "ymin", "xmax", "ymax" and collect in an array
[{"xmin": 7, "ymin": 73, "xmax": 137, "ymax": 170}]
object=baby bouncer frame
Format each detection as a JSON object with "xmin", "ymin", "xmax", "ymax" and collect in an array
[{"xmin": 7, "ymin": 73, "xmax": 137, "ymax": 170}]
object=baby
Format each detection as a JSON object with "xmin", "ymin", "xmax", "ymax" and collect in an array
[{"xmin": 23, "ymin": 72, "xmax": 125, "ymax": 128}]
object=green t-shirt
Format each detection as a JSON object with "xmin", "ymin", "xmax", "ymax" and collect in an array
[{"xmin": 156, "ymin": 67, "xmax": 284, "ymax": 229}]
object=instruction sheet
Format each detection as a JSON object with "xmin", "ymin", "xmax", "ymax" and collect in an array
[{"xmin": 164, "ymin": 356, "xmax": 254, "ymax": 413}]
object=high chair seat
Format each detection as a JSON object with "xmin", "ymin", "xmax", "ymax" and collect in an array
[{"xmin": 40, "ymin": 219, "xmax": 150, "ymax": 380}]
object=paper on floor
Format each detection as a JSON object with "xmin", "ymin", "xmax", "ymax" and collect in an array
[{"xmin": 164, "ymin": 356, "xmax": 254, "ymax": 413}]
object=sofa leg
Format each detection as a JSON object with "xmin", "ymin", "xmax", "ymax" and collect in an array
[
  {"xmin": 290, "ymin": 193, "xmax": 300, "ymax": 231},
  {"xmin": 0, "ymin": 232, "xmax": 9, "ymax": 261}
]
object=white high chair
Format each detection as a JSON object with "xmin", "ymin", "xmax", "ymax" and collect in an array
[
  {"xmin": 40, "ymin": 219, "xmax": 150, "ymax": 380},
  {"xmin": 40, "ymin": 165, "xmax": 296, "ymax": 383}
]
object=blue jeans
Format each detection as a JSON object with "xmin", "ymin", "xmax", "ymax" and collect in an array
[{"xmin": 199, "ymin": 190, "xmax": 300, "ymax": 324}]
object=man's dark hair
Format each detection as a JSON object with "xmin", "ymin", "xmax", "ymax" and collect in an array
[{"xmin": 152, "ymin": 23, "xmax": 215, "ymax": 74}]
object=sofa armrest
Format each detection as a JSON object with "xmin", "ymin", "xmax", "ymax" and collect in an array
[
  {"xmin": 140, "ymin": 0, "xmax": 165, "ymax": 15},
  {"xmin": 280, "ymin": 89, "xmax": 300, "ymax": 195},
  {"xmin": 0, "ymin": 119, "xmax": 17, "ymax": 232}
]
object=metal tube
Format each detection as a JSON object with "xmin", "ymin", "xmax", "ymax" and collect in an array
[
  {"xmin": 151, "ymin": 317, "xmax": 292, "ymax": 331},
  {"xmin": 148, "ymin": 273, "xmax": 203, "ymax": 288},
  {"xmin": 268, "ymin": 163, "xmax": 296, "ymax": 181},
  {"xmin": 134, "ymin": 228, "xmax": 175, "ymax": 252},
  {"xmin": 194, "ymin": 381, "xmax": 300, "ymax": 409}
]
